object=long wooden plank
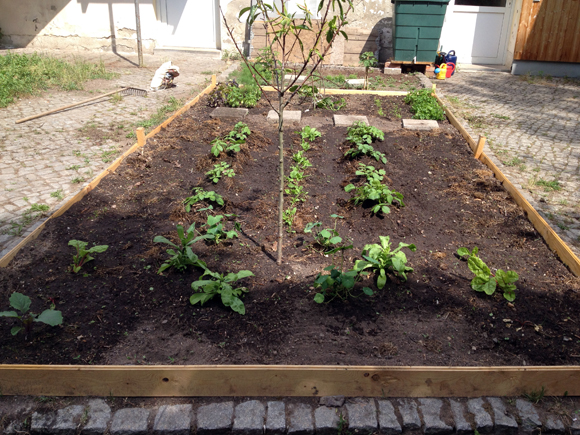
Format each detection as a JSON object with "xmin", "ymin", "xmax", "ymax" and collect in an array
[
  {"xmin": 261, "ymin": 86, "xmax": 407, "ymax": 96},
  {"xmin": 0, "ymin": 365, "xmax": 579, "ymax": 397},
  {"xmin": 513, "ymin": 0, "xmax": 532, "ymax": 60},
  {"xmin": 0, "ymin": 77, "xmax": 217, "ymax": 268}
]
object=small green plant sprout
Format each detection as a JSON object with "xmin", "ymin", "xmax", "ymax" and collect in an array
[
  {"xmin": 225, "ymin": 122, "xmax": 251, "ymax": 142},
  {"xmin": 190, "ymin": 269, "xmax": 254, "ymax": 315},
  {"xmin": 206, "ymin": 162, "xmax": 235, "ymax": 183},
  {"xmin": 344, "ymin": 122, "xmax": 387, "ymax": 164},
  {"xmin": 199, "ymin": 214, "xmax": 240, "ymax": 244},
  {"xmin": 523, "ymin": 386, "xmax": 546, "ymax": 404},
  {"xmin": 210, "ymin": 138, "xmax": 240, "ymax": 157},
  {"xmin": 298, "ymin": 126, "xmax": 322, "ymax": 143},
  {"xmin": 456, "ymin": 247, "xmax": 518, "ymax": 301},
  {"xmin": 316, "ymin": 96, "xmax": 346, "ymax": 111},
  {"xmin": 68, "ymin": 240, "xmax": 108, "ymax": 273},
  {"xmin": 356, "ymin": 163, "xmax": 386, "ymax": 182},
  {"xmin": 304, "ymin": 214, "xmax": 352, "ymax": 255},
  {"xmin": 292, "ymin": 150, "xmax": 312, "ymax": 168},
  {"xmin": 282, "ymin": 207, "xmax": 297, "ymax": 232},
  {"xmin": 344, "ymin": 179, "xmax": 404, "ymax": 215},
  {"xmin": 353, "ymin": 236, "xmax": 416, "ymax": 289},
  {"xmin": 404, "ymin": 88, "xmax": 445, "ymax": 121},
  {"xmin": 183, "ymin": 187, "xmax": 224, "ymax": 212},
  {"xmin": 0, "ymin": 292, "xmax": 63, "ymax": 340},
  {"xmin": 313, "ymin": 265, "xmax": 371, "ymax": 303},
  {"xmin": 359, "ymin": 51, "xmax": 378, "ymax": 90},
  {"xmin": 154, "ymin": 224, "xmax": 207, "ymax": 274}
]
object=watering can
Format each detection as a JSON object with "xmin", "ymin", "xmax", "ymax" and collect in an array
[
  {"xmin": 446, "ymin": 50, "xmax": 457, "ymax": 75},
  {"xmin": 446, "ymin": 62, "xmax": 456, "ymax": 78},
  {"xmin": 435, "ymin": 63, "xmax": 447, "ymax": 80}
]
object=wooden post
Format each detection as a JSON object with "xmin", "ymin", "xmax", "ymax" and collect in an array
[
  {"xmin": 134, "ymin": 0, "xmax": 144, "ymax": 68},
  {"xmin": 474, "ymin": 136, "xmax": 486, "ymax": 159},
  {"xmin": 136, "ymin": 127, "xmax": 146, "ymax": 153}
]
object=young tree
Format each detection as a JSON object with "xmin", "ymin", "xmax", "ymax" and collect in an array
[{"xmin": 222, "ymin": 0, "xmax": 353, "ymax": 265}]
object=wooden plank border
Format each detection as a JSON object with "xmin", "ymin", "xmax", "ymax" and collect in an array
[
  {"xmin": 434, "ymin": 92, "xmax": 580, "ymax": 277},
  {"xmin": 261, "ymin": 86, "xmax": 408, "ymax": 96},
  {"xmin": 0, "ymin": 76, "xmax": 217, "ymax": 268},
  {"xmin": 0, "ymin": 365, "xmax": 579, "ymax": 397}
]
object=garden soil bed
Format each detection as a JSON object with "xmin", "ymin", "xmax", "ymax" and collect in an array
[{"xmin": 1, "ymin": 93, "xmax": 579, "ymax": 367}]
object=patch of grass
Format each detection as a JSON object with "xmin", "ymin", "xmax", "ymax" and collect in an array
[
  {"xmin": 557, "ymin": 222, "xmax": 570, "ymax": 231},
  {"xmin": 523, "ymin": 386, "xmax": 546, "ymax": 404},
  {"xmin": 491, "ymin": 113, "xmax": 510, "ymax": 120},
  {"xmin": 535, "ymin": 179, "xmax": 562, "ymax": 191},
  {"xmin": 100, "ymin": 149, "xmax": 119, "ymax": 163},
  {"xmin": 134, "ymin": 96, "xmax": 183, "ymax": 133},
  {"xmin": 50, "ymin": 190, "xmax": 64, "ymax": 200},
  {"xmin": 29, "ymin": 203, "xmax": 49, "ymax": 213},
  {"xmin": 72, "ymin": 177, "xmax": 86, "ymax": 184},
  {"xmin": 201, "ymin": 71, "xmax": 215, "ymax": 75},
  {"xmin": 66, "ymin": 165, "xmax": 81, "ymax": 171},
  {"xmin": 0, "ymin": 52, "xmax": 117, "ymax": 107},
  {"xmin": 110, "ymin": 93, "xmax": 123, "ymax": 104},
  {"xmin": 503, "ymin": 157, "xmax": 523, "ymax": 167}
]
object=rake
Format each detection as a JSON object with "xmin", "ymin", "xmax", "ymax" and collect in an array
[{"xmin": 15, "ymin": 87, "xmax": 148, "ymax": 124}]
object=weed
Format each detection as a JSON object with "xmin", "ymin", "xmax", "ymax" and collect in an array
[
  {"xmin": 492, "ymin": 113, "xmax": 510, "ymax": 120},
  {"xmin": 72, "ymin": 177, "xmax": 86, "ymax": 184},
  {"xmin": 134, "ymin": 96, "xmax": 183, "ymax": 132},
  {"xmin": 535, "ymin": 179, "xmax": 562, "ymax": 191},
  {"xmin": 404, "ymin": 89, "xmax": 445, "ymax": 120},
  {"xmin": 110, "ymin": 93, "xmax": 123, "ymax": 104},
  {"xmin": 503, "ymin": 157, "xmax": 523, "ymax": 167},
  {"xmin": 66, "ymin": 165, "xmax": 81, "ymax": 171},
  {"xmin": 523, "ymin": 386, "xmax": 546, "ymax": 404}
]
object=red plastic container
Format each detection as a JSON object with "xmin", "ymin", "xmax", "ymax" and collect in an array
[{"xmin": 446, "ymin": 62, "xmax": 456, "ymax": 78}]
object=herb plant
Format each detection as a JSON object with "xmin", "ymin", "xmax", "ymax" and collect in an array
[
  {"xmin": 404, "ymin": 88, "xmax": 445, "ymax": 121},
  {"xmin": 206, "ymin": 162, "xmax": 235, "ymax": 183},
  {"xmin": 345, "ymin": 180, "xmax": 404, "ymax": 215},
  {"xmin": 68, "ymin": 240, "xmax": 108, "ymax": 273},
  {"xmin": 457, "ymin": 247, "xmax": 518, "ymax": 301},
  {"xmin": 154, "ymin": 224, "xmax": 207, "ymax": 274},
  {"xmin": 354, "ymin": 236, "xmax": 416, "ymax": 288},
  {"xmin": 0, "ymin": 292, "xmax": 63, "ymax": 339},
  {"xmin": 191, "ymin": 269, "xmax": 254, "ymax": 315},
  {"xmin": 316, "ymin": 96, "xmax": 346, "ymax": 111},
  {"xmin": 183, "ymin": 187, "xmax": 224, "ymax": 212}
]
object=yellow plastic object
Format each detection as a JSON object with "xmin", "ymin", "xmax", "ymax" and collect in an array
[{"xmin": 436, "ymin": 63, "xmax": 447, "ymax": 80}]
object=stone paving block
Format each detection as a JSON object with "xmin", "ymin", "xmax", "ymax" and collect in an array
[
  {"xmin": 110, "ymin": 408, "xmax": 150, "ymax": 435},
  {"xmin": 267, "ymin": 110, "xmax": 301, "ymax": 123},
  {"xmin": 320, "ymin": 396, "xmax": 345, "ymax": 407},
  {"xmin": 314, "ymin": 406, "xmax": 341, "ymax": 435},
  {"xmin": 467, "ymin": 398, "xmax": 493, "ymax": 434},
  {"xmin": 266, "ymin": 401, "xmax": 286, "ymax": 435},
  {"xmin": 346, "ymin": 399, "xmax": 378, "ymax": 432},
  {"xmin": 544, "ymin": 415, "xmax": 565, "ymax": 434},
  {"xmin": 334, "ymin": 115, "xmax": 368, "ymax": 127},
  {"xmin": 377, "ymin": 400, "xmax": 402, "ymax": 435},
  {"xmin": 570, "ymin": 417, "xmax": 580, "ymax": 435},
  {"xmin": 516, "ymin": 399, "xmax": 541, "ymax": 434},
  {"xmin": 83, "ymin": 398, "xmax": 111, "ymax": 435},
  {"xmin": 197, "ymin": 402, "xmax": 234, "ymax": 435},
  {"xmin": 397, "ymin": 399, "xmax": 421, "ymax": 431},
  {"xmin": 288, "ymin": 403, "xmax": 313, "ymax": 435},
  {"xmin": 486, "ymin": 397, "xmax": 518, "ymax": 435},
  {"xmin": 418, "ymin": 399, "xmax": 452, "ymax": 434},
  {"xmin": 210, "ymin": 107, "xmax": 249, "ymax": 119},
  {"xmin": 384, "ymin": 67, "xmax": 402, "ymax": 75},
  {"xmin": 31, "ymin": 411, "xmax": 54, "ymax": 434},
  {"xmin": 402, "ymin": 119, "xmax": 439, "ymax": 130},
  {"xmin": 346, "ymin": 79, "xmax": 365, "ymax": 86},
  {"xmin": 448, "ymin": 400, "xmax": 471, "ymax": 434},
  {"xmin": 153, "ymin": 404, "xmax": 193, "ymax": 435},
  {"xmin": 233, "ymin": 400, "xmax": 265, "ymax": 435}
]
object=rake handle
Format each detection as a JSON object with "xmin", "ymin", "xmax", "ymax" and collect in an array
[{"xmin": 15, "ymin": 88, "xmax": 130, "ymax": 124}]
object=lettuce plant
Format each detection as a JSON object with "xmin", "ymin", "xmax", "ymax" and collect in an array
[
  {"xmin": 68, "ymin": 240, "xmax": 108, "ymax": 273},
  {"xmin": 0, "ymin": 292, "xmax": 63, "ymax": 340},
  {"xmin": 191, "ymin": 269, "xmax": 254, "ymax": 315},
  {"xmin": 457, "ymin": 247, "xmax": 518, "ymax": 301},
  {"xmin": 154, "ymin": 224, "xmax": 207, "ymax": 274}
]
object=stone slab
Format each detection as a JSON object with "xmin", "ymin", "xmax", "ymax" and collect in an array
[
  {"xmin": 346, "ymin": 79, "xmax": 365, "ymax": 86},
  {"xmin": 467, "ymin": 398, "xmax": 493, "ymax": 434},
  {"xmin": 418, "ymin": 399, "xmax": 452, "ymax": 434},
  {"xmin": 288, "ymin": 403, "xmax": 313, "ymax": 435},
  {"xmin": 110, "ymin": 408, "xmax": 150, "ymax": 435},
  {"xmin": 210, "ymin": 107, "xmax": 249, "ymax": 119},
  {"xmin": 402, "ymin": 119, "xmax": 439, "ymax": 130},
  {"xmin": 377, "ymin": 400, "xmax": 402, "ymax": 435},
  {"xmin": 384, "ymin": 67, "xmax": 402, "ymax": 75},
  {"xmin": 197, "ymin": 402, "xmax": 234, "ymax": 435},
  {"xmin": 397, "ymin": 399, "xmax": 421, "ymax": 431},
  {"xmin": 333, "ymin": 115, "xmax": 369, "ymax": 127},
  {"xmin": 233, "ymin": 401, "xmax": 265, "ymax": 435},
  {"xmin": 448, "ymin": 400, "xmax": 471, "ymax": 435},
  {"xmin": 266, "ymin": 401, "xmax": 286, "ymax": 435},
  {"xmin": 487, "ymin": 397, "xmax": 518, "ymax": 435},
  {"xmin": 516, "ymin": 399, "xmax": 541, "ymax": 434},
  {"xmin": 544, "ymin": 415, "xmax": 565, "ymax": 434},
  {"xmin": 83, "ymin": 399, "xmax": 111, "ymax": 435},
  {"xmin": 153, "ymin": 404, "xmax": 193, "ymax": 435},
  {"xmin": 267, "ymin": 110, "xmax": 302, "ymax": 123},
  {"xmin": 346, "ymin": 399, "xmax": 378, "ymax": 432},
  {"xmin": 320, "ymin": 396, "xmax": 345, "ymax": 408},
  {"xmin": 314, "ymin": 406, "xmax": 340, "ymax": 435}
]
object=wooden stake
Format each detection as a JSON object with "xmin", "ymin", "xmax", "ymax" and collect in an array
[
  {"xmin": 136, "ymin": 127, "xmax": 146, "ymax": 154},
  {"xmin": 474, "ymin": 136, "xmax": 486, "ymax": 159}
]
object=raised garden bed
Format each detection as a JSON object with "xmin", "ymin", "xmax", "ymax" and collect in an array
[{"xmin": 1, "ymin": 88, "xmax": 580, "ymax": 376}]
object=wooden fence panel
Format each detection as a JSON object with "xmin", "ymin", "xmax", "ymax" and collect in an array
[{"xmin": 514, "ymin": 0, "xmax": 580, "ymax": 63}]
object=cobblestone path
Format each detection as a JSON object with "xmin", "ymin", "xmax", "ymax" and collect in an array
[
  {"xmin": 0, "ymin": 49, "xmax": 230, "ymax": 257},
  {"xmin": 436, "ymin": 71, "xmax": 580, "ymax": 259}
]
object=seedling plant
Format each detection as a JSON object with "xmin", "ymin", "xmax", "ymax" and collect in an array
[
  {"xmin": 68, "ymin": 240, "xmax": 108, "ymax": 273},
  {"xmin": 0, "ymin": 292, "xmax": 63, "ymax": 340},
  {"xmin": 457, "ymin": 247, "xmax": 518, "ymax": 301},
  {"xmin": 183, "ymin": 187, "xmax": 224, "ymax": 212},
  {"xmin": 404, "ymin": 89, "xmax": 445, "ymax": 121},
  {"xmin": 304, "ymin": 214, "xmax": 352, "ymax": 255},
  {"xmin": 154, "ymin": 224, "xmax": 208, "ymax": 274},
  {"xmin": 345, "ymin": 180, "xmax": 404, "ymax": 215},
  {"xmin": 206, "ymin": 162, "xmax": 235, "ymax": 183},
  {"xmin": 344, "ymin": 122, "xmax": 387, "ymax": 164},
  {"xmin": 359, "ymin": 51, "xmax": 378, "ymax": 90},
  {"xmin": 199, "ymin": 214, "xmax": 240, "ymax": 245},
  {"xmin": 191, "ymin": 269, "xmax": 254, "ymax": 315}
]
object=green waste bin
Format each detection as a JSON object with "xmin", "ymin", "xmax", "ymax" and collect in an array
[{"xmin": 392, "ymin": 0, "xmax": 449, "ymax": 63}]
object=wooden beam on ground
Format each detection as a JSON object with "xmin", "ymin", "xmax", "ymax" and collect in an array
[
  {"xmin": 0, "ymin": 365, "xmax": 579, "ymax": 397},
  {"xmin": 0, "ymin": 77, "xmax": 218, "ymax": 268},
  {"xmin": 261, "ymin": 86, "xmax": 408, "ymax": 96},
  {"xmin": 474, "ymin": 136, "xmax": 486, "ymax": 159}
]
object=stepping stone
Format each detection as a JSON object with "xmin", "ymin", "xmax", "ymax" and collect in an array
[
  {"xmin": 384, "ymin": 67, "xmax": 402, "ymax": 75},
  {"xmin": 402, "ymin": 119, "xmax": 439, "ymax": 130},
  {"xmin": 210, "ymin": 107, "xmax": 249, "ymax": 119},
  {"xmin": 267, "ymin": 110, "xmax": 301, "ymax": 123},
  {"xmin": 334, "ymin": 115, "xmax": 368, "ymax": 126},
  {"xmin": 346, "ymin": 79, "xmax": 365, "ymax": 86}
]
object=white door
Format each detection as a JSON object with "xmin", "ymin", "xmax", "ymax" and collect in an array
[
  {"xmin": 439, "ymin": 0, "xmax": 514, "ymax": 65},
  {"xmin": 157, "ymin": 0, "xmax": 217, "ymax": 49}
]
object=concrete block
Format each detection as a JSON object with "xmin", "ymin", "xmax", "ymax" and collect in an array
[
  {"xmin": 334, "ymin": 115, "xmax": 369, "ymax": 127},
  {"xmin": 210, "ymin": 107, "xmax": 249, "ymax": 119},
  {"xmin": 153, "ymin": 404, "xmax": 193, "ymax": 435},
  {"xmin": 314, "ymin": 406, "xmax": 340, "ymax": 435},
  {"xmin": 197, "ymin": 402, "xmax": 234, "ymax": 435},
  {"xmin": 233, "ymin": 401, "xmax": 265, "ymax": 435},
  {"xmin": 487, "ymin": 397, "xmax": 518, "ymax": 435},
  {"xmin": 267, "ymin": 110, "xmax": 301, "ymax": 123},
  {"xmin": 110, "ymin": 408, "xmax": 150, "ymax": 435},
  {"xmin": 402, "ymin": 119, "xmax": 439, "ymax": 130},
  {"xmin": 266, "ymin": 401, "xmax": 286, "ymax": 435}
]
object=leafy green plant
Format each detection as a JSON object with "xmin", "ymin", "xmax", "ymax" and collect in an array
[
  {"xmin": 225, "ymin": 122, "xmax": 252, "ymax": 142},
  {"xmin": 283, "ymin": 207, "xmax": 297, "ymax": 231},
  {"xmin": 457, "ymin": 247, "xmax": 518, "ymax": 301},
  {"xmin": 285, "ymin": 182, "xmax": 308, "ymax": 202},
  {"xmin": 211, "ymin": 138, "xmax": 241, "ymax": 157},
  {"xmin": 191, "ymin": 269, "xmax": 254, "ymax": 315},
  {"xmin": 292, "ymin": 150, "xmax": 312, "ymax": 168},
  {"xmin": 345, "ymin": 180, "xmax": 404, "ymax": 215},
  {"xmin": 0, "ymin": 292, "xmax": 63, "ymax": 339},
  {"xmin": 68, "ymin": 240, "xmax": 108, "ymax": 273},
  {"xmin": 353, "ymin": 236, "xmax": 416, "ymax": 288},
  {"xmin": 206, "ymin": 162, "xmax": 235, "ymax": 183},
  {"xmin": 199, "ymin": 215, "xmax": 240, "ymax": 244},
  {"xmin": 183, "ymin": 188, "xmax": 224, "ymax": 212},
  {"xmin": 375, "ymin": 98, "xmax": 385, "ymax": 116},
  {"xmin": 316, "ymin": 96, "xmax": 346, "ymax": 111},
  {"xmin": 344, "ymin": 143, "xmax": 387, "ymax": 164},
  {"xmin": 304, "ymin": 214, "xmax": 352, "ymax": 255},
  {"xmin": 343, "ymin": 122, "xmax": 387, "ymax": 163},
  {"xmin": 313, "ymin": 266, "xmax": 371, "ymax": 303},
  {"xmin": 298, "ymin": 126, "xmax": 322, "ymax": 142},
  {"xmin": 404, "ymin": 88, "xmax": 445, "ymax": 121},
  {"xmin": 535, "ymin": 178, "xmax": 561, "ymax": 191},
  {"xmin": 356, "ymin": 163, "xmax": 386, "ymax": 182},
  {"xmin": 154, "ymin": 224, "xmax": 207, "ymax": 274},
  {"xmin": 523, "ymin": 386, "xmax": 546, "ymax": 404},
  {"xmin": 359, "ymin": 51, "xmax": 378, "ymax": 90}
]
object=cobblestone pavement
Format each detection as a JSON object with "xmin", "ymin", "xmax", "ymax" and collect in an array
[
  {"xmin": 0, "ymin": 48, "xmax": 233, "ymax": 258},
  {"xmin": 435, "ymin": 71, "xmax": 580, "ymax": 259},
  {"xmin": 2, "ymin": 395, "xmax": 579, "ymax": 434}
]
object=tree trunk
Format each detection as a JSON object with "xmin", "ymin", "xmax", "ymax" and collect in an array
[{"xmin": 277, "ymin": 94, "xmax": 284, "ymax": 265}]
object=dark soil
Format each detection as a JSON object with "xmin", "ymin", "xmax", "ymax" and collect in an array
[{"xmin": 1, "ymin": 92, "xmax": 579, "ymax": 367}]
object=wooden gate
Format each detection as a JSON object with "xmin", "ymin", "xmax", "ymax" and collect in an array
[{"xmin": 514, "ymin": 0, "xmax": 580, "ymax": 63}]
